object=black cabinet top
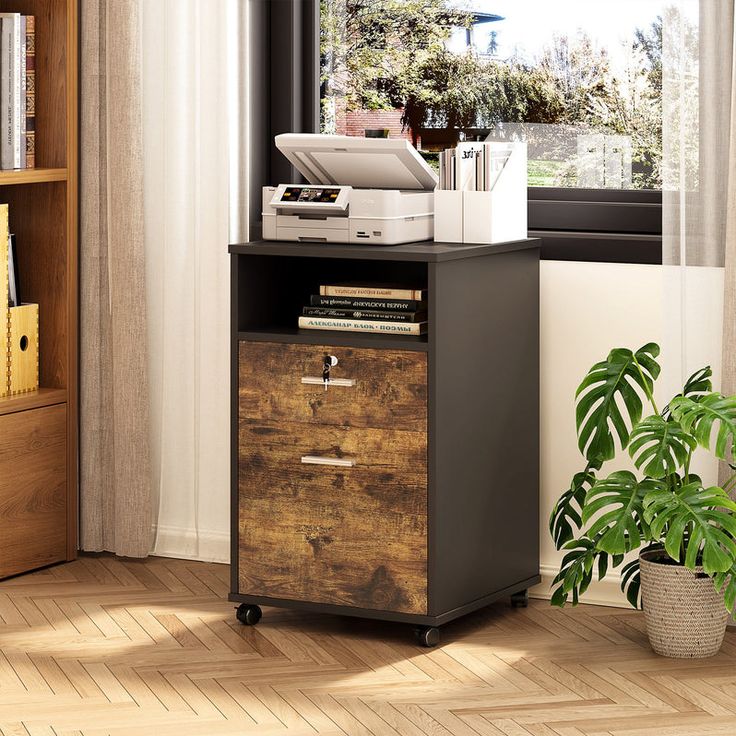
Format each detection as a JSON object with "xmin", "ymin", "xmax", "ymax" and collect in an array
[{"xmin": 229, "ymin": 239, "xmax": 541, "ymax": 263}]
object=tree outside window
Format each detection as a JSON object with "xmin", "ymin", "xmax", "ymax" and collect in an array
[{"xmin": 320, "ymin": 0, "xmax": 674, "ymax": 190}]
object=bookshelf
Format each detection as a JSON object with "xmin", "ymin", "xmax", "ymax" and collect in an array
[{"xmin": 0, "ymin": 0, "xmax": 77, "ymax": 578}]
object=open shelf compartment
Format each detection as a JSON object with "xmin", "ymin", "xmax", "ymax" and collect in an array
[{"xmin": 235, "ymin": 254, "xmax": 429, "ymax": 348}]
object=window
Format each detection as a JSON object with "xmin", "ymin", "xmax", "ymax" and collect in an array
[
  {"xmin": 256, "ymin": 0, "xmax": 667, "ymax": 261},
  {"xmin": 320, "ymin": 0, "xmax": 668, "ymax": 192}
]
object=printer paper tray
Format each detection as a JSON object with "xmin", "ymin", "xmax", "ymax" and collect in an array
[
  {"xmin": 276, "ymin": 214, "xmax": 349, "ymax": 231},
  {"xmin": 276, "ymin": 226, "xmax": 350, "ymax": 244}
]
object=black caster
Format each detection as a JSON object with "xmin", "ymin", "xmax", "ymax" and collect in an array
[
  {"xmin": 414, "ymin": 625, "xmax": 440, "ymax": 648},
  {"xmin": 510, "ymin": 589, "xmax": 529, "ymax": 608},
  {"xmin": 235, "ymin": 603, "xmax": 262, "ymax": 625}
]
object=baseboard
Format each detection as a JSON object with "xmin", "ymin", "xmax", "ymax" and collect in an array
[
  {"xmin": 533, "ymin": 563, "xmax": 736, "ymax": 627},
  {"xmin": 530, "ymin": 563, "xmax": 631, "ymax": 609},
  {"xmin": 151, "ymin": 524, "xmax": 229, "ymax": 564}
]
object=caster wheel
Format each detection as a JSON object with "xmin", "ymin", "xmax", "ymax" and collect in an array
[
  {"xmin": 235, "ymin": 603, "xmax": 262, "ymax": 626},
  {"xmin": 414, "ymin": 626, "xmax": 440, "ymax": 648},
  {"xmin": 510, "ymin": 589, "xmax": 529, "ymax": 608}
]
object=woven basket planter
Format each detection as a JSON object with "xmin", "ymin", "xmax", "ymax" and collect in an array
[{"xmin": 639, "ymin": 550, "xmax": 728, "ymax": 658}]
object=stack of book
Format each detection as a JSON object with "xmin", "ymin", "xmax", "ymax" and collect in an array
[
  {"xmin": 299, "ymin": 283, "xmax": 427, "ymax": 336},
  {"xmin": 0, "ymin": 13, "xmax": 35, "ymax": 170}
]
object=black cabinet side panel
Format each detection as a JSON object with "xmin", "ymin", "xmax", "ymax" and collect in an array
[{"xmin": 430, "ymin": 248, "xmax": 540, "ymax": 615}]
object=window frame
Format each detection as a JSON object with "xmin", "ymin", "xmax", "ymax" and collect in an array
[{"xmin": 258, "ymin": 1, "xmax": 662, "ymax": 264}]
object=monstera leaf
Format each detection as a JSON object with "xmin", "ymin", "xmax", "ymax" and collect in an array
[
  {"xmin": 582, "ymin": 471, "xmax": 657, "ymax": 555},
  {"xmin": 714, "ymin": 563, "xmax": 736, "ymax": 615},
  {"xmin": 575, "ymin": 344, "xmax": 661, "ymax": 463},
  {"xmin": 670, "ymin": 392, "xmax": 736, "ymax": 462},
  {"xmin": 682, "ymin": 366, "xmax": 713, "ymax": 398},
  {"xmin": 662, "ymin": 367, "xmax": 712, "ymax": 420},
  {"xmin": 549, "ymin": 462, "xmax": 600, "ymax": 549},
  {"xmin": 550, "ymin": 537, "xmax": 623, "ymax": 607},
  {"xmin": 620, "ymin": 558, "xmax": 642, "ymax": 609},
  {"xmin": 643, "ymin": 482, "xmax": 736, "ymax": 574},
  {"xmin": 628, "ymin": 415, "xmax": 696, "ymax": 479}
]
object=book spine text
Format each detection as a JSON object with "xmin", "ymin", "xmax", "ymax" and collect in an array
[
  {"xmin": 19, "ymin": 15, "xmax": 25, "ymax": 169},
  {"xmin": 24, "ymin": 15, "xmax": 34, "ymax": 168},
  {"xmin": 310, "ymin": 294, "xmax": 424, "ymax": 311},
  {"xmin": 303, "ymin": 306, "xmax": 426, "ymax": 323},
  {"xmin": 10, "ymin": 14, "xmax": 20, "ymax": 169},
  {"xmin": 320, "ymin": 285, "xmax": 423, "ymax": 300},
  {"xmin": 298, "ymin": 316, "xmax": 425, "ymax": 335}
]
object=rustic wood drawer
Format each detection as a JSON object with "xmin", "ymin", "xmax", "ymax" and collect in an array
[
  {"xmin": 238, "ymin": 343, "xmax": 427, "ymax": 614},
  {"xmin": 239, "ymin": 341, "xmax": 427, "ymax": 431},
  {"xmin": 0, "ymin": 404, "xmax": 67, "ymax": 579}
]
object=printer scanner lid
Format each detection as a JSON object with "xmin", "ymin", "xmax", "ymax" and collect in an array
[{"xmin": 275, "ymin": 134, "xmax": 438, "ymax": 191}]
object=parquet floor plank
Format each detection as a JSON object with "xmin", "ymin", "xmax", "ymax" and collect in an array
[
  {"xmin": 1, "ymin": 554, "xmax": 734, "ymax": 735},
  {"xmin": 457, "ymin": 712, "xmax": 508, "ymax": 735}
]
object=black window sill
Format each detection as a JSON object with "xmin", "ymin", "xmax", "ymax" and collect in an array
[{"xmin": 531, "ymin": 231, "xmax": 662, "ymax": 264}]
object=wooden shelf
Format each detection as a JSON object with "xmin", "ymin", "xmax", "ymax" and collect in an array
[
  {"xmin": 0, "ymin": 168, "xmax": 67, "ymax": 186},
  {"xmin": 0, "ymin": 387, "xmax": 66, "ymax": 417},
  {"xmin": 0, "ymin": 0, "xmax": 78, "ymax": 576},
  {"xmin": 238, "ymin": 327, "xmax": 429, "ymax": 352}
]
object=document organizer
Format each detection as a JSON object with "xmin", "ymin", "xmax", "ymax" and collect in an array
[
  {"xmin": 8, "ymin": 303, "xmax": 39, "ymax": 394},
  {"xmin": 0, "ymin": 228, "xmax": 6, "ymax": 399},
  {"xmin": 434, "ymin": 142, "xmax": 527, "ymax": 245}
]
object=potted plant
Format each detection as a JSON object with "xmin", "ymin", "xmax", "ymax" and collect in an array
[{"xmin": 550, "ymin": 343, "xmax": 736, "ymax": 657}]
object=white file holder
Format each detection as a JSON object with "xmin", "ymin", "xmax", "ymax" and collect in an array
[
  {"xmin": 434, "ymin": 142, "xmax": 528, "ymax": 244},
  {"xmin": 433, "ymin": 189, "xmax": 464, "ymax": 243}
]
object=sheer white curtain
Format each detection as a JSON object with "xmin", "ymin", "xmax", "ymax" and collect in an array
[
  {"xmin": 661, "ymin": 0, "xmax": 734, "ymax": 485},
  {"xmin": 141, "ymin": 0, "xmax": 231, "ymax": 561}
]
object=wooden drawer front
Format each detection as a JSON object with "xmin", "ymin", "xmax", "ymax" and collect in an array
[
  {"xmin": 239, "ymin": 341, "xmax": 427, "ymax": 431},
  {"xmin": 239, "ymin": 420, "xmax": 427, "ymax": 614},
  {"xmin": 0, "ymin": 404, "xmax": 67, "ymax": 578}
]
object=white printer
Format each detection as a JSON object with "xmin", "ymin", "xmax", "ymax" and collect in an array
[{"xmin": 262, "ymin": 134, "xmax": 438, "ymax": 245}]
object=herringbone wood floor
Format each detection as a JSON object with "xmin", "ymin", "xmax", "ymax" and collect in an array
[{"xmin": 1, "ymin": 555, "xmax": 735, "ymax": 736}]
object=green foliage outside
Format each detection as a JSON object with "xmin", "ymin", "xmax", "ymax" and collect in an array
[
  {"xmin": 549, "ymin": 345, "xmax": 736, "ymax": 614},
  {"xmin": 320, "ymin": 0, "xmax": 665, "ymax": 189}
]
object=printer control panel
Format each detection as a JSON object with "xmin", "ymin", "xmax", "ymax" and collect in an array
[
  {"xmin": 269, "ymin": 184, "xmax": 351, "ymax": 214},
  {"xmin": 280, "ymin": 186, "xmax": 341, "ymax": 203}
]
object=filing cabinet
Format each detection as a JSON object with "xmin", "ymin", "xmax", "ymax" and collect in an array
[{"xmin": 230, "ymin": 239, "xmax": 540, "ymax": 646}]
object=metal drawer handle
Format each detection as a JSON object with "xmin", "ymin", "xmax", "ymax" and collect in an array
[
  {"xmin": 301, "ymin": 455, "xmax": 356, "ymax": 468},
  {"xmin": 301, "ymin": 376, "xmax": 356, "ymax": 387}
]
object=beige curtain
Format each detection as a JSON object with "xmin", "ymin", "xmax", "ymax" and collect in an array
[
  {"xmin": 721, "ymin": 6, "xmax": 736, "ymax": 485},
  {"xmin": 662, "ymin": 2, "xmax": 733, "ymax": 269},
  {"xmin": 662, "ymin": 1, "xmax": 736, "ymax": 485},
  {"xmin": 80, "ymin": 0, "xmax": 154, "ymax": 557}
]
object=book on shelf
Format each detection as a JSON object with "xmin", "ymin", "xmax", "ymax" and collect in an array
[
  {"xmin": 0, "ymin": 13, "xmax": 34, "ymax": 171},
  {"xmin": 24, "ymin": 15, "xmax": 33, "ymax": 168},
  {"xmin": 319, "ymin": 283, "xmax": 424, "ymax": 300},
  {"xmin": 298, "ymin": 315, "xmax": 427, "ymax": 336},
  {"xmin": 310, "ymin": 294, "xmax": 426, "ymax": 311},
  {"xmin": 303, "ymin": 306, "xmax": 427, "ymax": 323}
]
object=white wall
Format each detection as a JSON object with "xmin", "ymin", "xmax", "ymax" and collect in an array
[{"xmin": 532, "ymin": 261, "xmax": 724, "ymax": 606}]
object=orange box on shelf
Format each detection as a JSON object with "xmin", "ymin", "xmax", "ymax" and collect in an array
[{"xmin": 8, "ymin": 303, "xmax": 39, "ymax": 395}]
